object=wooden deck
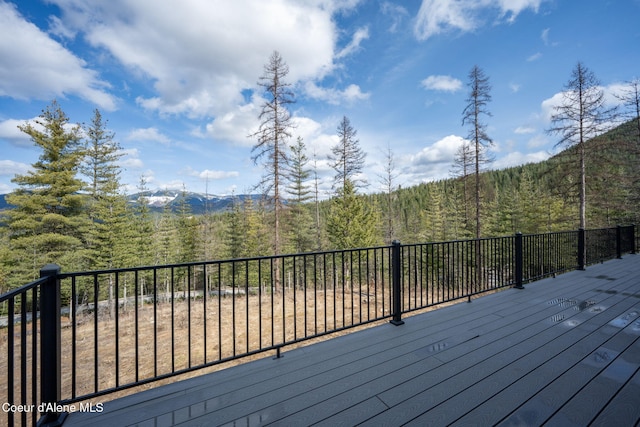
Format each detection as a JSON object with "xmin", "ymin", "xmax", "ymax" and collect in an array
[{"xmin": 64, "ymin": 256, "xmax": 640, "ymax": 426}]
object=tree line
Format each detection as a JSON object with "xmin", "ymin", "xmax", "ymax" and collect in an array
[{"xmin": 1, "ymin": 53, "xmax": 639, "ymax": 293}]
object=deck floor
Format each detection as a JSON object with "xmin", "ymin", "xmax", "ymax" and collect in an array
[{"xmin": 64, "ymin": 256, "xmax": 640, "ymax": 426}]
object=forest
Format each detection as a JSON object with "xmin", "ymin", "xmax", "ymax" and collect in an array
[{"xmin": 1, "ymin": 56, "xmax": 639, "ymax": 293}]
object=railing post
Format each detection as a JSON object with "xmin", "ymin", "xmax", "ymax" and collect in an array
[
  {"xmin": 616, "ymin": 225, "xmax": 623, "ymax": 259},
  {"xmin": 632, "ymin": 224, "xmax": 636, "ymax": 255},
  {"xmin": 39, "ymin": 264, "xmax": 65, "ymax": 426},
  {"xmin": 578, "ymin": 228, "xmax": 586, "ymax": 270},
  {"xmin": 390, "ymin": 240, "xmax": 404, "ymax": 326},
  {"xmin": 514, "ymin": 232, "xmax": 524, "ymax": 289}
]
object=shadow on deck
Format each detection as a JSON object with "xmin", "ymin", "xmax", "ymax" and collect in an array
[{"xmin": 64, "ymin": 256, "xmax": 640, "ymax": 426}]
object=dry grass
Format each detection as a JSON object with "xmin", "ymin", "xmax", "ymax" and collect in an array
[{"xmin": 1, "ymin": 285, "xmax": 498, "ymax": 411}]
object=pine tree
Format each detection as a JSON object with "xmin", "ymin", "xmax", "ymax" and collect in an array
[
  {"xmin": 420, "ymin": 186, "xmax": 445, "ymax": 242},
  {"xmin": 177, "ymin": 186, "xmax": 198, "ymax": 263},
  {"xmin": 379, "ymin": 145, "xmax": 399, "ymax": 244},
  {"xmin": 133, "ymin": 176, "xmax": 154, "ymax": 266},
  {"xmin": 462, "ymin": 65, "xmax": 493, "ymax": 238},
  {"xmin": 81, "ymin": 109, "xmax": 128, "ymax": 270},
  {"xmin": 226, "ymin": 195, "xmax": 245, "ymax": 259},
  {"xmin": 311, "ymin": 150, "xmax": 324, "ymax": 250},
  {"xmin": 451, "ymin": 140, "xmax": 474, "ymax": 231},
  {"xmin": 329, "ymin": 116, "xmax": 367, "ymax": 193},
  {"xmin": 4, "ymin": 101, "xmax": 88, "ymax": 286},
  {"xmin": 250, "ymin": 50, "xmax": 294, "ymax": 260},
  {"xmin": 286, "ymin": 137, "xmax": 314, "ymax": 253},
  {"xmin": 326, "ymin": 180, "xmax": 380, "ymax": 249},
  {"xmin": 548, "ymin": 62, "xmax": 615, "ymax": 232}
]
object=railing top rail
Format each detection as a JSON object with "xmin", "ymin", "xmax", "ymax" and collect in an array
[
  {"xmin": 21, "ymin": 224, "xmax": 636, "ymax": 281},
  {"xmin": 0, "ymin": 276, "xmax": 46, "ymax": 303},
  {"xmin": 519, "ymin": 230, "xmax": 579, "ymax": 237},
  {"xmin": 585, "ymin": 224, "xmax": 634, "ymax": 231},
  {"xmin": 59, "ymin": 244, "xmax": 394, "ymax": 279}
]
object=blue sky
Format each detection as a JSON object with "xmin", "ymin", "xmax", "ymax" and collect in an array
[{"xmin": 1, "ymin": 0, "xmax": 639, "ymax": 197}]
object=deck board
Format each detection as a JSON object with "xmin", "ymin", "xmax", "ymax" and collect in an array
[{"xmin": 63, "ymin": 256, "xmax": 640, "ymax": 427}]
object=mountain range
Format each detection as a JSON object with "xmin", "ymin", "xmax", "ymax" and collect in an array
[{"xmin": 0, "ymin": 191, "xmax": 262, "ymax": 214}]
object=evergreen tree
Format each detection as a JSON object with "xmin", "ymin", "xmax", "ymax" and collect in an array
[
  {"xmin": 81, "ymin": 109, "xmax": 129, "ymax": 270},
  {"xmin": 420, "ymin": 186, "xmax": 445, "ymax": 242},
  {"xmin": 226, "ymin": 195, "xmax": 245, "ymax": 259},
  {"xmin": 177, "ymin": 186, "xmax": 198, "ymax": 263},
  {"xmin": 0, "ymin": 229, "xmax": 10, "ymax": 297},
  {"xmin": 326, "ymin": 180, "xmax": 380, "ymax": 249},
  {"xmin": 311, "ymin": 150, "xmax": 324, "ymax": 250},
  {"xmin": 133, "ymin": 176, "xmax": 154, "ymax": 266},
  {"xmin": 286, "ymin": 137, "xmax": 314, "ymax": 253},
  {"xmin": 4, "ymin": 101, "xmax": 88, "ymax": 286}
]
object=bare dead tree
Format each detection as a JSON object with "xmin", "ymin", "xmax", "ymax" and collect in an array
[
  {"xmin": 450, "ymin": 140, "xmax": 474, "ymax": 230},
  {"xmin": 462, "ymin": 65, "xmax": 493, "ymax": 239},
  {"xmin": 616, "ymin": 78, "xmax": 640, "ymax": 144},
  {"xmin": 547, "ymin": 62, "xmax": 615, "ymax": 232},
  {"xmin": 378, "ymin": 144, "xmax": 399, "ymax": 243},
  {"xmin": 250, "ymin": 51, "xmax": 295, "ymax": 262},
  {"xmin": 311, "ymin": 150, "xmax": 323, "ymax": 250},
  {"xmin": 329, "ymin": 116, "xmax": 367, "ymax": 195}
]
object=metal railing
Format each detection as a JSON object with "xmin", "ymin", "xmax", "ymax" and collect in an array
[{"xmin": 0, "ymin": 225, "xmax": 636, "ymax": 426}]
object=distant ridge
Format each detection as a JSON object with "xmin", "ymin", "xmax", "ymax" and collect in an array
[
  {"xmin": 127, "ymin": 190, "xmax": 263, "ymax": 214},
  {"xmin": 0, "ymin": 191, "xmax": 262, "ymax": 214},
  {"xmin": 0, "ymin": 194, "xmax": 8, "ymax": 211}
]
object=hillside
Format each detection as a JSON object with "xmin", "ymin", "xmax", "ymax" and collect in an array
[{"xmin": 370, "ymin": 118, "xmax": 640, "ymax": 241}]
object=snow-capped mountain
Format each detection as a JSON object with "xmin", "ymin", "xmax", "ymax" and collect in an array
[
  {"xmin": 127, "ymin": 190, "xmax": 263, "ymax": 214},
  {"xmin": 0, "ymin": 191, "xmax": 262, "ymax": 215}
]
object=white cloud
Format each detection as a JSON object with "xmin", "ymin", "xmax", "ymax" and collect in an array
[
  {"xmin": 118, "ymin": 148, "xmax": 144, "ymax": 169},
  {"xmin": 495, "ymin": 0, "xmax": 544, "ymax": 22},
  {"xmin": 527, "ymin": 52, "xmax": 542, "ymax": 62},
  {"xmin": 541, "ymin": 28, "xmax": 550, "ymax": 45},
  {"xmin": 509, "ymin": 83, "xmax": 521, "ymax": 93},
  {"xmin": 412, "ymin": 135, "xmax": 466, "ymax": 165},
  {"xmin": 49, "ymin": 0, "xmax": 349, "ymax": 118},
  {"xmin": 514, "ymin": 126, "xmax": 536, "ymax": 134},
  {"xmin": 336, "ymin": 26, "xmax": 370, "ymax": 59},
  {"xmin": 47, "ymin": 15, "xmax": 76, "ymax": 39},
  {"xmin": 0, "ymin": 182, "xmax": 13, "ymax": 194},
  {"xmin": 126, "ymin": 128, "xmax": 171, "ymax": 145},
  {"xmin": 414, "ymin": 0, "xmax": 545, "ymax": 40},
  {"xmin": 540, "ymin": 91, "xmax": 565, "ymax": 123},
  {"xmin": 0, "ymin": 1, "xmax": 116, "ymax": 110},
  {"xmin": 191, "ymin": 169, "xmax": 240, "ymax": 180},
  {"xmin": 0, "ymin": 159, "xmax": 30, "ymax": 176},
  {"xmin": 205, "ymin": 100, "xmax": 261, "ymax": 147},
  {"xmin": 493, "ymin": 150, "xmax": 549, "ymax": 169},
  {"xmin": 394, "ymin": 135, "xmax": 468, "ymax": 184},
  {"xmin": 0, "ymin": 118, "xmax": 34, "ymax": 147},
  {"xmin": 304, "ymin": 82, "xmax": 371, "ymax": 105},
  {"xmin": 540, "ymin": 83, "xmax": 624, "ymax": 125},
  {"xmin": 381, "ymin": 2, "xmax": 409, "ymax": 33},
  {"xmin": 420, "ymin": 75, "xmax": 462, "ymax": 92},
  {"xmin": 527, "ymin": 134, "xmax": 549, "ymax": 148}
]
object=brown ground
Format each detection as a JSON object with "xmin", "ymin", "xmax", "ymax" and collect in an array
[{"xmin": 1, "ymin": 286, "xmax": 484, "ymax": 411}]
